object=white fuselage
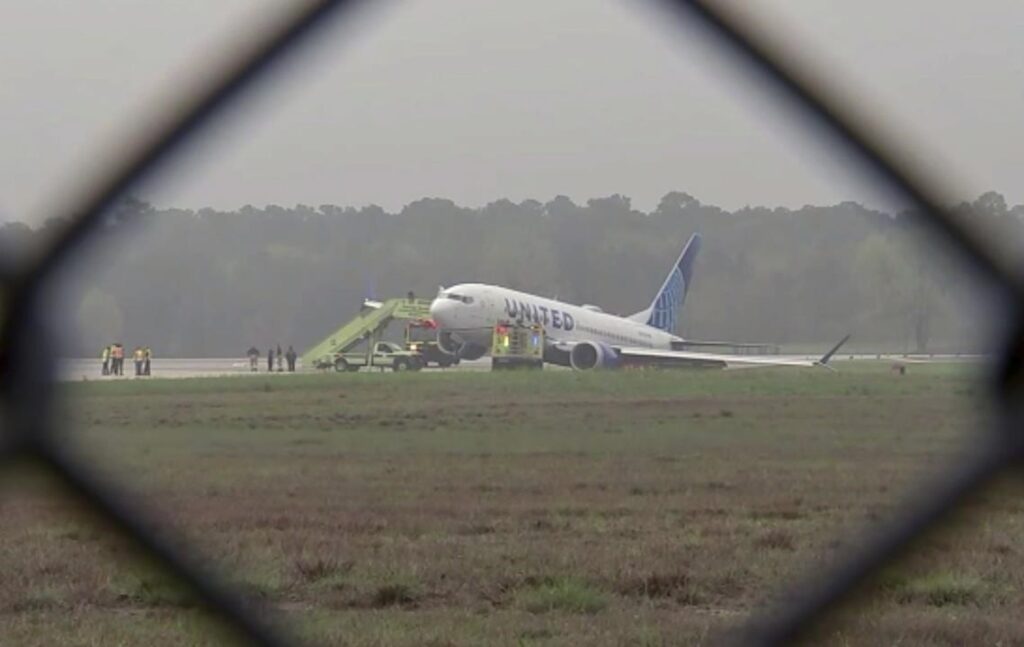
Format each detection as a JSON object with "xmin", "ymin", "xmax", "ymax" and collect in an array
[{"xmin": 429, "ymin": 283, "xmax": 680, "ymax": 350}]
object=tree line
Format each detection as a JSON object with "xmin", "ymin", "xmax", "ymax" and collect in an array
[{"xmin": 1, "ymin": 190, "xmax": 1014, "ymax": 357}]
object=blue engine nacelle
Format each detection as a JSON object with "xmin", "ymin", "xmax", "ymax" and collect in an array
[{"xmin": 569, "ymin": 341, "xmax": 620, "ymax": 370}]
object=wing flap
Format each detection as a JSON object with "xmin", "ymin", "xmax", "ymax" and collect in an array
[
  {"xmin": 615, "ymin": 335, "xmax": 849, "ymax": 370},
  {"xmin": 616, "ymin": 347, "xmax": 818, "ymax": 369}
]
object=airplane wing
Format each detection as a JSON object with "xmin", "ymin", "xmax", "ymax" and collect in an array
[
  {"xmin": 625, "ymin": 334, "xmax": 850, "ymax": 369},
  {"xmin": 670, "ymin": 340, "xmax": 779, "ymax": 352},
  {"xmin": 553, "ymin": 335, "xmax": 850, "ymax": 370},
  {"xmin": 615, "ymin": 348, "xmax": 822, "ymax": 369}
]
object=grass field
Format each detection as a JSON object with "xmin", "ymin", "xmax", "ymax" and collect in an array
[{"xmin": 2, "ymin": 362, "xmax": 1021, "ymax": 646}]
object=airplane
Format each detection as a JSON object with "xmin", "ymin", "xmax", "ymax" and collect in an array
[{"xmin": 428, "ymin": 233, "xmax": 849, "ymax": 370}]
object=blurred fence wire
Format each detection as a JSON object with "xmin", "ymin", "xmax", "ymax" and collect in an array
[{"xmin": 0, "ymin": 0, "xmax": 1017, "ymax": 644}]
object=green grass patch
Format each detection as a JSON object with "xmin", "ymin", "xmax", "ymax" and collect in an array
[
  {"xmin": 518, "ymin": 577, "xmax": 608, "ymax": 614},
  {"xmin": 895, "ymin": 572, "xmax": 986, "ymax": 607}
]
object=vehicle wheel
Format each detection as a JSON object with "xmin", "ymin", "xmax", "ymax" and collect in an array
[
  {"xmin": 411, "ymin": 358, "xmax": 424, "ymax": 371},
  {"xmin": 345, "ymin": 364, "xmax": 360, "ymax": 373},
  {"xmin": 334, "ymin": 357, "xmax": 348, "ymax": 372},
  {"xmin": 393, "ymin": 358, "xmax": 410, "ymax": 372}
]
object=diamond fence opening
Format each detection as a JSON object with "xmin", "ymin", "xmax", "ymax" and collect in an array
[{"xmin": 1, "ymin": 1, "xmax": 1016, "ymax": 645}]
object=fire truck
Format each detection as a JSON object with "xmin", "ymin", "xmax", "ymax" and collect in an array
[
  {"xmin": 490, "ymin": 321, "xmax": 544, "ymax": 370},
  {"xmin": 405, "ymin": 319, "xmax": 458, "ymax": 368}
]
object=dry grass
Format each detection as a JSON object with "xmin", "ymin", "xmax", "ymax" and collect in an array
[{"xmin": 0, "ymin": 362, "xmax": 1014, "ymax": 645}]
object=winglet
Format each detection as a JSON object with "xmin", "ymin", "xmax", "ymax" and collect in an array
[{"xmin": 816, "ymin": 334, "xmax": 851, "ymax": 368}]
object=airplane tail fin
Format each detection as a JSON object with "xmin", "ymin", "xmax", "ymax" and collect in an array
[{"xmin": 629, "ymin": 233, "xmax": 702, "ymax": 333}]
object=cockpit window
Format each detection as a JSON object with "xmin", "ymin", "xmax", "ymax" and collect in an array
[{"xmin": 446, "ymin": 293, "xmax": 473, "ymax": 304}]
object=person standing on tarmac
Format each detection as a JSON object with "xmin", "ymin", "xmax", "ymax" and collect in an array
[
  {"xmin": 276, "ymin": 344, "xmax": 284, "ymax": 372},
  {"xmin": 247, "ymin": 346, "xmax": 260, "ymax": 372},
  {"xmin": 285, "ymin": 345, "xmax": 297, "ymax": 372},
  {"xmin": 133, "ymin": 346, "xmax": 144, "ymax": 376},
  {"xmin": 112, "ymin": 343, "xmax": 124, "ymax": 376},
  {"xmin": 143, "ymin": 347, "xmax": 152, "ymax": 376},
  {"xmin": 267, "ymin": 346, "xmax": 275, "ymax": 373},
  {"xmin": 101, "ymin": 345, "xmax": 111, "ymax": 376}
]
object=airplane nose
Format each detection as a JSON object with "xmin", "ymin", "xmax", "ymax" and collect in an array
[{"xmin": 429, "ymin": 298, "xmax": 451, "ymax": 325}]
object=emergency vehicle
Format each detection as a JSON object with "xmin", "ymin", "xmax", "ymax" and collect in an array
[
  {"xmin": 405, "ymin": 319, "xmax": 457, "ymax": 368},
  {"xmin": 328, "ymin": 341, "xmax": 424, "ymax": 372},
  {"xmin": 490, "ymin": 321, "xmax": 544, "ymax": 370}
]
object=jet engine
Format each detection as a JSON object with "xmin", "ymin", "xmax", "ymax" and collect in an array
[
  {"xmin": 458, "ymin": 343, "xmax": 487, "ymax": 361},
  {"xmin": 437, "ymin": 331, "xmax": 487, "ymax": 361},
  {"xmin": 569, "ymin": 341, "xmax": 620, "ymax": 370},
  {"xmin": 437, "ymin": 330, "xmax": 461, "ymax": 355},
  {"xmin": 543, "ymin": 344, "xmax": 571, "ymax": 367}
]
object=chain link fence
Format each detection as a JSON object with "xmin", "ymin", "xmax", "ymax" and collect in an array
[{"xmin": 1, "ymin": 1, "xmax": 1015, "ymax": 644}]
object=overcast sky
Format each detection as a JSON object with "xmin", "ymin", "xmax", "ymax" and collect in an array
[{"xmin": 2, "ymin": 0, "xmax": 1023, "ymax": 222}]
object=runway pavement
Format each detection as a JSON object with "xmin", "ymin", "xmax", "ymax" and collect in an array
[
  {"xmin": 58, "ymin": 353, "xmax": 985, "ymax": 382},
  {"xmin": 59, "ymin": 357, "xmax": 493, "ymax": 381}
]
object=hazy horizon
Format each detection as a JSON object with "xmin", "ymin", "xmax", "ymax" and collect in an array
[{"xmin": 3, "ymin": 1, "xmax": 1023, "ymax": 222}]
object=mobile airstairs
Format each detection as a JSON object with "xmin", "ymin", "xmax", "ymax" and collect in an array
[{"xmin": 301, "ymin": 298, "xmax": 433, "ymax": 370}]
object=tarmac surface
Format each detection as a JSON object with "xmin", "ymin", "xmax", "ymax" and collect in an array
[
  {"xmin": 58, "ymin": 354, "xmax": 984, "ymax": 382},
  {"xmin": 59, "ymin": 357, "xmax": 493, "ymax": 381}
]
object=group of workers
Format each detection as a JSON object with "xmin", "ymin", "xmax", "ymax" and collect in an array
[
  {"xmin": 247, "ymin": 345, "xmax": 298, "ymax": 373},
  {"xmin": 101, "ymin": 344, "xmax": 152, "ymax": 377}
]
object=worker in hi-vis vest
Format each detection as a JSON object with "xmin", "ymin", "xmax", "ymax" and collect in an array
[{"xmin": 133, "ymin": 347, "xmax": 145, "ymax": 376}]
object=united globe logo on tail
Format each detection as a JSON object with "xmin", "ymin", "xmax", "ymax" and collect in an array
[
  {"xmin": 649, "ymin": 266, "xmax": 683, "ymax": 333},
  {"xmin": 642, "ymin": 233, "xmax": 700, "ymax": 334}
]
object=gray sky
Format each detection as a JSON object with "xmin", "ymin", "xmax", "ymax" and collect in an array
[{"xmin": 2, "ymin": 0, "xmax": 1023, "ymax": 222}]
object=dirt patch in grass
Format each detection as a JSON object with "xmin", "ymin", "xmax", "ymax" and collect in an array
[
  {"xmin": 753, "ymin": 529, "xmax": 797, "ymax": 552},
  {"xmin": 370, "ymin": 582, "xmax": 420, "ymax": 608},
  {"xmin": 292, "ymin": 556, "xmax": 354, "ymax": 584},
  {"xmin": 616, "ymin": 571, "xmax": 703, "ymax": 605}
]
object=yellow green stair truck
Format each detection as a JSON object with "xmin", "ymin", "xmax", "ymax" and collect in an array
[{"xmin": 303, "ymin": 297, "xmax": 435, "ymax": 372}]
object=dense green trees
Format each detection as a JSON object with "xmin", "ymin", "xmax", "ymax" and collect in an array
[{"xmin": 4, "ymin": 191, "xmax": 1010, "ymax": 357}]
